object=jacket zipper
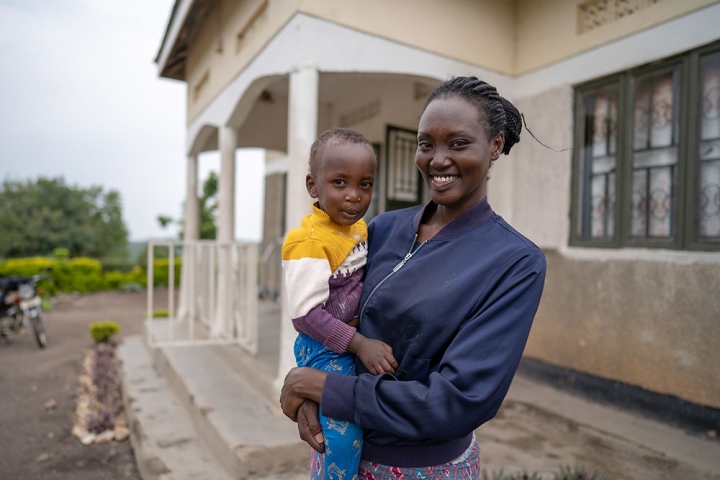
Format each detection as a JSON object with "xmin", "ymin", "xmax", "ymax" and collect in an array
[{"xmin": 360, "ymin": 235, "xmax": 426, "ymax": 319}]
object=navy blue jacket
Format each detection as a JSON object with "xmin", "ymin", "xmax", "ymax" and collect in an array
[{"xmin": 322, "ymin": 198, "xmax": 546, "ymax": 467}]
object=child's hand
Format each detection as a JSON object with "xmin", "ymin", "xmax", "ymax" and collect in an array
[{"xmin": 348, "ymin": 333, "xmax": 398, "ymax": 375}]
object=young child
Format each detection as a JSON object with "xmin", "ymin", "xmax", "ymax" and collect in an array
[{"xmin": 282, "ymin": 128, "xmax": 398, "ymax": 479}]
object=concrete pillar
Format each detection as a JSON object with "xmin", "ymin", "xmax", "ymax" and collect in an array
[
  {"xmin": 276, "ymin": 66, "xmax": 318, "ymax": 393},
  {"xmin": 212, "ymin": 127, "xmax": 238, "ymax": 337},
  {"xmin": 177, "ymin": 154, "xmax": 199, "ymax": 321},
  {"xmin": 185, "ymin": 154, "xmax": 200, "ymax": 242}
]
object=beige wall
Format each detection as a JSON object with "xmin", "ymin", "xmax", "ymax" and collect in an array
[
  {"xmin": 500, "ymin": 86, "xmax": 574, "ymax": 249},
  {"xmin": 526, "ymin": 251, "xmax": 720, "ymax": 409},
  {"xmin": 183, "ymin": 0, "xmax": 515, "ymax": 124},
  {"xmin": 515, "ymin": 0, "xmax": 720, "ymax": 74},
  {"xmin": 297, "ymin": 0, "xmax": 515, "ymax": 73},
  {"xmin": 180, "ymin": 0, "xmax": 720, "ymax": 122},
  {"xmin": 185, "ymin": 0, "xmax": 298, "ymax": 122}
]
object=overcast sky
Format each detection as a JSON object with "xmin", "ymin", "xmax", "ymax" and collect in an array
[{"xmin": 0, "ymin": 0, "xmax": 264, "ymax": 242}]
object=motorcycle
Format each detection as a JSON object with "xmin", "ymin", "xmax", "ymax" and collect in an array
[{"xmin": 0, "ymin": 274, "xmax": 47, "ymax": 348}]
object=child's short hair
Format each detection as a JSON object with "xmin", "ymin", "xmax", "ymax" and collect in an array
[{"xmin": 309, "ymin": 128, "xmax": 375, "ymax": 175}]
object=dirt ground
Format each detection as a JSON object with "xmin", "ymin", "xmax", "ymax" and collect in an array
[{"xmin": 0, "ymin": 290, "xmax": 161, "ymax": 480}]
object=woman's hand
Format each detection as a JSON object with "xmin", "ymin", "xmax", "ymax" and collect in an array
[
  {"xmin": 280, "ymin": 367, "xmax": 327, "ymax": 421},
  {"xmin": 296, "ymin": 400, "xmax": 325, "ymax": 454}
]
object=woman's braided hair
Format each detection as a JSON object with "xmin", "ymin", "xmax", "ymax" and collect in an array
[{"xmin": 424, "ymin": 76, "xmax": 522, "ymax": 155}]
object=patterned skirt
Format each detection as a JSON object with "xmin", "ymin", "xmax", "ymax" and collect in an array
[{"xmin": 311, "ymin": 434, "xmax": 480, "ymax": 480}]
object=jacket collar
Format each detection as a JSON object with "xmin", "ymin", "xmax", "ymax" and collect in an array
[{"xmin": 411, "ymin": 197, "xmax": 494, "ymax": 240}]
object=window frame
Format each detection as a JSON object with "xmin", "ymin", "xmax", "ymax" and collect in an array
[{"xmin": 570, "ymin": 41, "xmax": 720, "ymax": 251}]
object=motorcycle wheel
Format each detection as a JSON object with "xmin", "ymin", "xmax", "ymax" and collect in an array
[{"xmin": 29, "ymin": 311, "xmax": 47, "ymax": 348}]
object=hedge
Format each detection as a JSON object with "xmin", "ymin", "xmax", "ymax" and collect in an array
[{"xmin": 0, "ymin": 257, "xmax": 182, "ymax": 294}]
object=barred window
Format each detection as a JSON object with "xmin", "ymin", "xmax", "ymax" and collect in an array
[{"xmin": 571, "ymin": 42, "xmax": 720, "ymax": 250}]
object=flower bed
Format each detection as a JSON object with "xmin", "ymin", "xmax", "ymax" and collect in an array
[{"xmin": 72, "ymin": 342, "xmax": 130, "ymax": 444}]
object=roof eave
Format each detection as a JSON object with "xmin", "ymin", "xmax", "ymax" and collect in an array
[{"xmin": 155, "ymin": 0, "xmax": 195, "ymax": 81}]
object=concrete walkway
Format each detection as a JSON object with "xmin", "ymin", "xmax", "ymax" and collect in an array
[{"xmin": 118, "ymin": 299, "xmax": 720, "ymax": 480}]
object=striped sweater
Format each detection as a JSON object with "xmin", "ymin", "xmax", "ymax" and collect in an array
[{"xmin": 282, "ymin": 203, "xmax": 368, "ymax": 353}]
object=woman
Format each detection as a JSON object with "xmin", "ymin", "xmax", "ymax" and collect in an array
[{"xmin": 281, "ymin": 76, "xmax": 546, "ymax": 478}]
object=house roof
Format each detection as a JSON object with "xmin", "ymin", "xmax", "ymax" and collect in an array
[{"xmin": 155, "ymin": 0, "xmax": 212, "ymax": 81}]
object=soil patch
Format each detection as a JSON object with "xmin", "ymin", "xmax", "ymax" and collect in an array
[{"xmin": 0, "ymin": 290, "xmax": 172, "ymax": 479}]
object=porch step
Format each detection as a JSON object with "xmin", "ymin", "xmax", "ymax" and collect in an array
[
  {"xmin": 119, "ymin": 334, "xmax": 310, "ymax": 479},
  {"xmin": 118, "ymin": 335, "xmax": 233, "ymax": 480}
]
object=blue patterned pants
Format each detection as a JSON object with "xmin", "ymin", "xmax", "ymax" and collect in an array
[{"xmin": 295, "ymin": 333, "xmax": 362, "ymax": 480}]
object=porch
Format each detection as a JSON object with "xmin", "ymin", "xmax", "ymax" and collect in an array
[
  {"xmin": 121, "ymin": 293, "xmax": 720, "ymax": 479},
  {"xmin": 133, "ymin": 245, "xmax": 720, "ymax": 479}
]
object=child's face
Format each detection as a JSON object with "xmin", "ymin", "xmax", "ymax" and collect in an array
[{"xmin": 306, "ymin": 142, "xmax": 376, "ymax": 226}]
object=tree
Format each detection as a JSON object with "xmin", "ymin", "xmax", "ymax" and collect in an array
[
  {"xmin": 197, "ymin": 171, "xmax": 218, "ymax": 240},
  {"xmin": 157, "ymin": 171, "xmax": 218, "ymax": 240},
  {"xmin": 0, "ymin": 177, "xmax": 129, "ymax": 259}
]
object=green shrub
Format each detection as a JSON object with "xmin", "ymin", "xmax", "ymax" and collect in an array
[
  {"xmin": 125, "ymin": 266, "xmax": 147, "ymax": 287},
  {"xmin": 99, "ymin": 258, "xmax": 136, "ymax": 273},
  {"xmin": 103, "ymin": 270, "xmax": 127, "ymax": 290},
  {"xmin": 52, "ymin": 257, "xmax": 104, "ymax": 293},
  {"xmin": 0, "ymin": 257, "xmax": 54, "ymax": 277},
  {"xmin": 0, "ymin": 256, "xmax": 179, "ymax": 293},
  {"xmin": 120, "ymin": 281, "xmax": 143, "ymax": 293},
  {"xmin": 150, "ymin": 309, "xmax": 169, "ymax": 318},
  {"xmin": 150, "ymin": 258, "xmax": 182, "ymax": 287},
  {"xmin": 89, "ymin": 321, "xmax": 121, "ymax": 343},
  {"xmin": 52, "ymin": 247, "xmax": 70, "ymax": 260},
  {"xmin": 0, "ymin": 257, "xmax": 56, "ymax": 294}
]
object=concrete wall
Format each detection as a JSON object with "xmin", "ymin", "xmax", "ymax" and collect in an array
[
  {"xmin": 515, "ymin": 0, "xmax": 720, "ymax": 74},
  {"xmin": 528, "ymin": 250, "xmax": 720, "ymax": 409},
  {"xmin": 503, "ymin": 67, "xmax": 720, "ymax": 410},
  {"xmin": 491, "ymin": 85, "xmax": 574, "ymax": 247}
]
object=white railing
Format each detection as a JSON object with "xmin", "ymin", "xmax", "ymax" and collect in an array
[{"xmin": 146, "ymin": 240, "xmax": 258, "ymax": 354}]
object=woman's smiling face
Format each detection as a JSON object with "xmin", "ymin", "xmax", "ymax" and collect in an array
[{"xmin": 416, "ymin": 96, "xmax": 504, "ymax": 216}]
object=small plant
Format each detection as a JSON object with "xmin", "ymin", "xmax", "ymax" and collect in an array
[
  {"xmin": 120, "ymin": 281, "xmax": 143, "ymax": 292},
  {"xmin": 554, "ymin": 465, "xmax": 605, "ymax": 480},
  {"xmin": 151, "ymin": 309, "xmax": 169, "ymax": 318},
  {"xmin": 89, "ymin": 321, "xmax": 120, "ymax": 343},
  {"xmin": 482, "ymin": 470, "xmax": 544, "ymax": 480},
  {"xmin": 85, "ymin": 405, "xmax": 116, "ymax": 434}
]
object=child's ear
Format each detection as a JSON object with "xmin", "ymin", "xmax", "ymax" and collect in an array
[{"xmin": 306, "ymin": 174, "xmax": 318, "ymax": 198}]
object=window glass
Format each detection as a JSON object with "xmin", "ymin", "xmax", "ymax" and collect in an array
[
  {"xmin": 698, "ymin": 52, "xmax": 720, "ymax": 240},
  {"xmin": 578, "ymin": 89, "xmax": 618, "ymax": 240},
  {"xmin": 630, "ymin": 68, "xmax": 680, "ymax": 240}
]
